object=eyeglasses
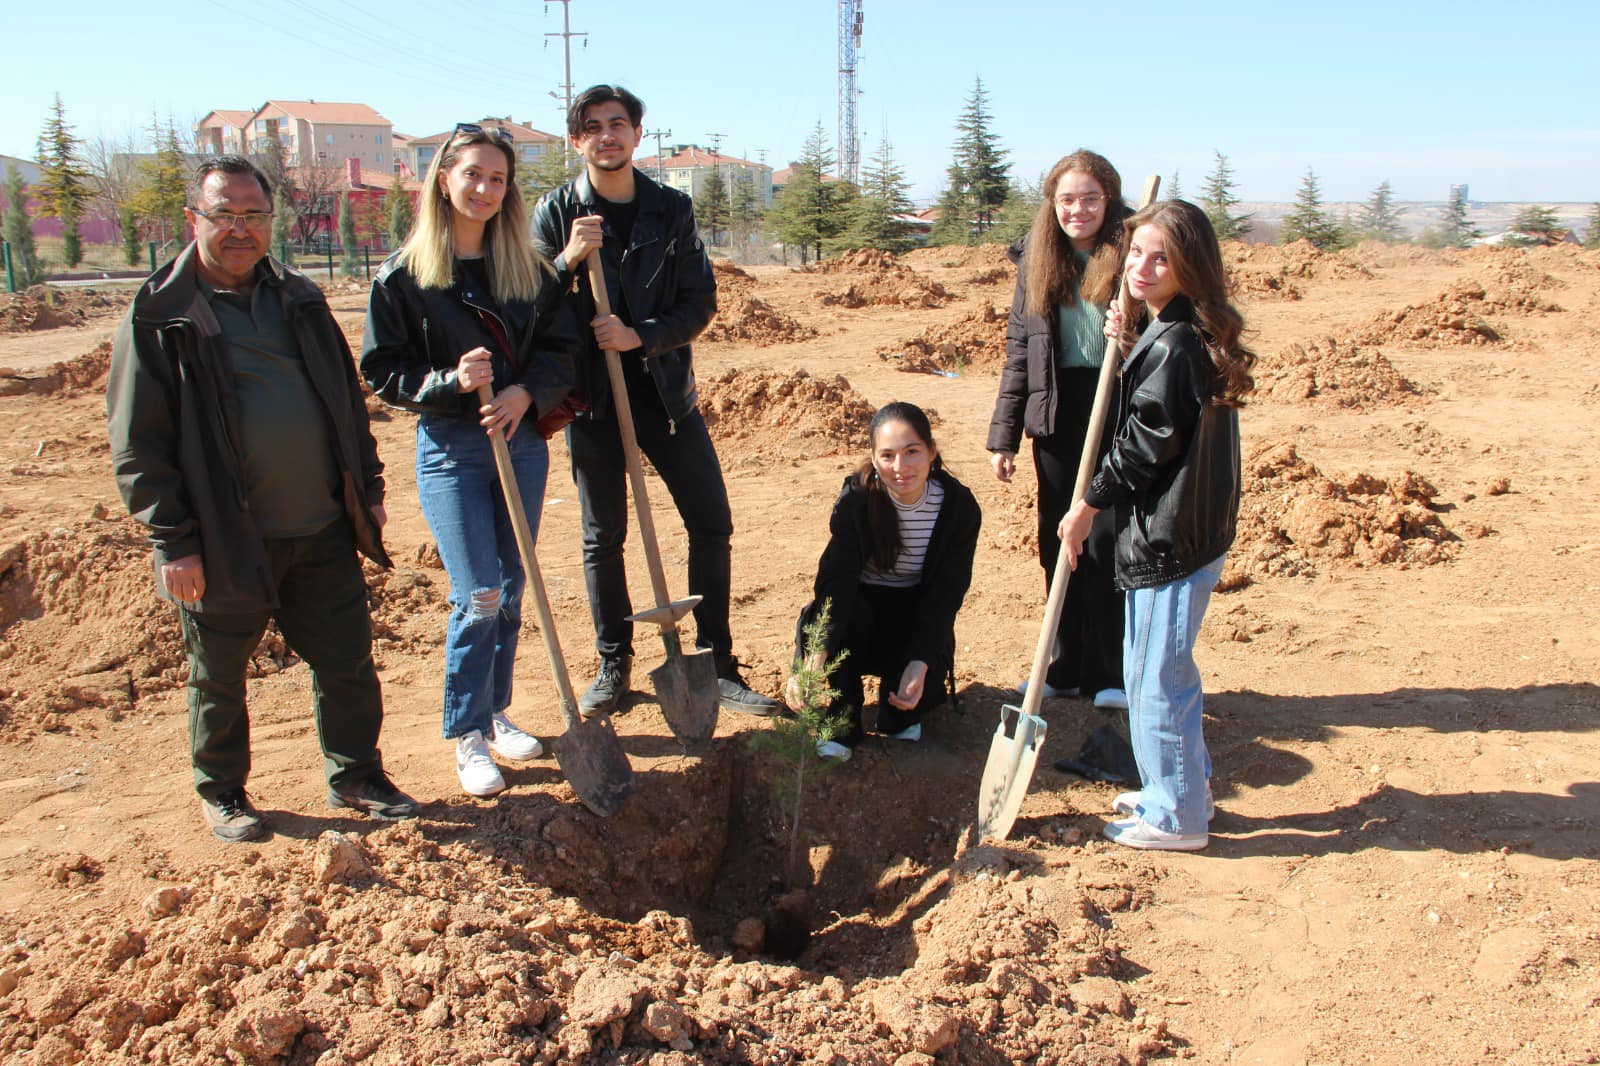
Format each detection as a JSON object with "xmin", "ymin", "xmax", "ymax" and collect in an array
[
  {"xmin": 453, "ymin": 122, "xmax": 514, "ymax": 144},
  {"xmin": 1055, "ymin": 195, "xmax": 1106, "ymax": 210},
  {"xmin": 192, "ymin": 208, "xmax": 274, "ymax": 230}
]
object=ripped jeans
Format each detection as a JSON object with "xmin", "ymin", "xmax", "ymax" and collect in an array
[{"xmin": 415, "ymin": 414, "xmax": 549, "ymax": 740}]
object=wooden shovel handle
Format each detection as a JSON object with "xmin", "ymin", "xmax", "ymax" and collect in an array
[
  {"xmin": 1018, "ymin": 174, "xmax": 1162, "ymax": 718},
  {"xmin": 584, "ymin": 253, "xmax": 677, "ymax": 619},
  {"xmin": 476, "ymin": 384, "xmax": 580, "ymax": 717}
]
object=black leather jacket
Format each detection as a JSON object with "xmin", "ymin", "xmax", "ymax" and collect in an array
[
  {"xmin": 532, "ymin": 169, "xmax": 717, "ymax": 427},
  {"xmin": 1084, "ymin": 296, "xmax": 1240, "ymax": 589},
  {"xmin": 987, "ymin": 238, "xmax": 1066, "ymax": 452},
  {"xmin": 360, "ymin": 256, "xmax": 579, "ymax": 424}
]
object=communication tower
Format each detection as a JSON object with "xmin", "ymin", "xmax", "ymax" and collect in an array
[{"xmin": 838, "ymin": 0, "xmax": 863, "ymax": 184}]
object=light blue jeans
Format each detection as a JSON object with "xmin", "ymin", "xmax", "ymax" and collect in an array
[
  {"xmin": 415, "ymin": 414, "xmax": 548, "ymax": 740},
  {"xmin": 1124, "ymin": 555, "xmax": 1226, "ymax": 834}
]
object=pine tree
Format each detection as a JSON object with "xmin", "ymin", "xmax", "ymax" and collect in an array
[
  {"xmin": 338, "ymin": 190, "xmax": 359, "ymax": 276},
  {"xmin": 1585, "ymin": 203, "xmax": 1600, "ymax": 250},
  {"xmin": 519, "ymin": 147, "xmax": 581, "ymax": 210},
  {"xmin": 3, "ymin": 165, "xmax": 45, "ymax": 287},
  {"xmin": 129, "ymin": 119, "xmax": 187, "ymax": 253},
  {"xmin": 987, "ymin": 179, "xmax": 1042, "ymax": 246},
  {"xmin": 385, "ymin": 174, "xmax": 414, "ymax": 250},
  {"xmin": 729, "ymin": 171, "xmax": 763, "ymax": 246},
  {"xmin": 768, "ymin": 122, "xmax": 852, "ymax": 264},
  {"xmin": 1279, "ymin": 168, "xmax": 1341, "ymax": 250},
  {"xmin": 120, "ymin": 205, "xmax": 141, "ymax": 267},
  {"xmin": 1357, "ymin": 179, "xmax": 1405, "ymax": 243},
  {"xmin": 694, "ymin": 164, "xmax": 730, "ymax": 247},
  {"xmin": 270, "ymin": 185, "xmax": 294, "ymax": 264},
  {"xmin": 1425, "ymin": 186, "xmax": 1481, "ymax": 249},
  {"xmin": 34, "ymin": 94, "xmax": 93, "ymax": 268},
  {"xmin": 1168, "ymin": 171, "xmax": 1183, "ymax": 201},
  {"xmin": 831, "ymin": 134, "xmax": 915, "ymax": 253},
  {"xmin": 1201, "ymin": 151, "xmax": 1252, "ymax": 241},
  {"xmin": 1504, "ymin": 205, "xmax": 1563, "ymax": 246},
  {"xmin": 932, "ymin": 77, "xmax": 1010, "ymax": 242}
]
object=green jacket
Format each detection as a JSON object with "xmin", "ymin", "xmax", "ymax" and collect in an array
[{"xmin": 106, "ymin": 244, "xmax": 391, "ymax": 612}]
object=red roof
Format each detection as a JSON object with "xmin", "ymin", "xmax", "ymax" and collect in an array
[
  {"xmin": 410, "ymin": 119, "xmax": 561, "ymax": 146},
  {"xmin": 197, "ymin": 109, "xmax": 254, "ymax": 129},
  {"xmin": 254, "ymin": 100, "xmax": 392, "ymax": 126},
  {"xmin": 641, "ymin": 146, "xmax": 764, "ymax": 170}
]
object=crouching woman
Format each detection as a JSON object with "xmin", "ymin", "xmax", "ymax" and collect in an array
[{"xmin": 785, "ymin": 402, "xmax": 981, "ymax": 760}]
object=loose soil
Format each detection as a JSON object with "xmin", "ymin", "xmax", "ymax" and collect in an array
[
  {"xmin": 813, "ymin": 251, "xmax": 954, "ymax": 310},
  {"xmin": 1, "ymin": 243, "xmax": 1597, "ymax": 1066},
  {"xmin": 0, "ymin": 286, "xmax": 130, "ymax": 334},
  {"xmin": 876, "ymin": 301, "xmax": 1007, "ymax": 375}
]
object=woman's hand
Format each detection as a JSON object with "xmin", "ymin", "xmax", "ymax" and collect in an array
[
  {"xmin": 990, "ymin": 451, "xmax": 1016, "ymax": 483},
  {"xmin": 783, "ymin": 675, "xmax": 806, "ymax": 713},
  {"xmin": 1056, "ymin": 499, "xmax": 1099, "ymax": 571},
  {"xmin": 455, "ymin": 346, "xmax": 494, "ymax": 393},
  {"xmin": 888, "ymin": 660, "xmax": 929, "ymax": 710},
  {"xmin": 1104, "ymin": 304, "xmax": 1138, "ymax": 362},
  {"xmin": 480, "ymin": 385, "xmax": 533, "ymax": 439}
]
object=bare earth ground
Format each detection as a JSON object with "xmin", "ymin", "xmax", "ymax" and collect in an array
[{"xmin": 0, "ymin": 242, "xmax": 1596, "ymax": 1064}]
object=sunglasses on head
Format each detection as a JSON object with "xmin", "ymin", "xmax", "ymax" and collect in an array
[{"xmin": 453, "ymin": 122, "xmax": 513, "ymax": 144}]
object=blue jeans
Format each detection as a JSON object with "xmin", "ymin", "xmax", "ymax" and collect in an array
[
  {"xmin": 1124, "ymin": 555, "xmax": 1225, "ymax": 834},
  {"xmin": 415, "ymin": 414, "xmax": 548, "ymax": 739}
]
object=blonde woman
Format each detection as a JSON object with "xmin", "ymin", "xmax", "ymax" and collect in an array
[{"xmin": 362, "ymin": 123, "xmax": 579, "ymax": 798}]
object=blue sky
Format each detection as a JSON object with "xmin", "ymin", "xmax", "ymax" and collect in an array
[{"xmin": 8, "ymin": 0, "xmax": 1597, "ymax": 205}]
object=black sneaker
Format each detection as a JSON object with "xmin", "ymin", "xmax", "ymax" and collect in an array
[
  {"xmin": 328, "ymin": 770, "xmax": 419, "ymax": 820},
  {"xmin": 716, "ymin": 659, "xmax": 781, "ymax": 717},
  {"xmin": 579, "ymin": 655, "xmax": 632, "ymax": 719},
  {"xmin": 201, "ymin": 788, "xmax": 268, "ymax": 843}
]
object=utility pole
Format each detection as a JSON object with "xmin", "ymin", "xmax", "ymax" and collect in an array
[
  {"xmin": 544, "ymin": 0, "xmax": 587, "ymax": 165},
  {"xmin": 646, "ymin": 128, "xmax": 673, "ymax": 185},
  {"xmin": 837, "ymin": 0, "xmax": 863, "ymax": 184}
]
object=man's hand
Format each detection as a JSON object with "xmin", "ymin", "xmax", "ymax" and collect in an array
[
  {"xmin": 161, "ymin": 554, "xmax": 206, "ymax": 605},
  {"xmin": 563, "ymin": 215, "xmax": 604, "ymax": 269},
  {"xmin": 991, "ymin": 451, "xmax": 1016, "ymax": 483},
  {"xmin": 888, "ymin": 660, "xmax": 929, "ymax": 710},
  {"xmin": 591, "ymin": 314, "xmax": 643, "ymax": 354},
  {"xmin": 1056, "ymin": 499, "xmax": 1099, "ymax": 571}
]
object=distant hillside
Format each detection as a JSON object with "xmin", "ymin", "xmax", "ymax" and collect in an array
[{"xmin": 1233, "ymin": 201, "xmax": 1593, "ymax": 243}]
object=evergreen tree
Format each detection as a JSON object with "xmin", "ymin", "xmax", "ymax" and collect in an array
[
  {"xmin": 1200, "ymin": 150, "xmax": 1252, "ymax": 241},
  {"xmin": 3, "ymin": 165, "xmax": 45, "ymax": 287},
  {"xmin": 385, "ymin": 174, "xmax": 415, "ymax": 249},
  {"xmin": 1585, "ymin": 203, "xmax": 1600, "ymax": 250},
  {"xmin": 729, "ymin": 170, "xmax": 763, "ymax": 246},
  {"xmin": 831, "ymin": 134, "xmax": 915, "ymax": 253},
  {"xmin": 1504, "ymin": 204, "xmax": 1563, "ymax": 246},
  {"xmin": 338, "ymin": 190, "xmax": 359, "ymax": 276},
  {"xmin": 34, "ymin": 94, "xmax": 93, "ymax": 268},
  {"xmin": 129, "ymin": 119, "xmax": 187, "ymax": 252},
  {"xmin": 270, "ymin": 184, "xmax": 294, "ymax": 264},
  {"xmin": 1279, "ymin": 167, "xmax": 1341, "ymax": 250},
  {"xmin": 987, "ymin": 179, "xmax": 1043, "ymax": 246},
  {"xmin": 120, "ymin": 205, "xmax": 141, "ymax": 267},
  {"xmin": 694, "ymin": 164, "xmax": 731, "ymax": 247},
  {"xmin": 1167, "ymin": 170, "xmax": 1183, "ymax": 201},
  {"xmin": 519, "ymin": 147, "xmax": 581, "ymax": 210},
  {"xmin": 1424, "ymin": 186, "xmax": 1481, "ymax": 249},
  {"xmin": 767, "ymin": 122, "xmax": 852, "ymax": 264},
  {"xmin": 932, "ymin": 77, "xmax": 1010, "ymax": 242},
  {"xmin": 1356, "ymin": 179, "xmax": 1405, "ymax": 242}
]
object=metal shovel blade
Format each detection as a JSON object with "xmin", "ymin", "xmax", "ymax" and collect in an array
[
  {"xmin": 552, "ymin": 696, "xmax": 636, "ymax": 817},
  {"xmin": 648, "ymin": 646, "xmax": 720, "ymax": 750},
  {"xmin": 976, "ymin": 704, "xmax": 1049, "ymax": 841}
]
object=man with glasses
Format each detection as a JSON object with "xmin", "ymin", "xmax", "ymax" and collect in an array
[
  {"xmin": 108, "ymin": 155, "xmax": 418, "ymax": 842},
  {"xmin": 533, "ymin": 85, "xmax": 780, "ymax": 718}
]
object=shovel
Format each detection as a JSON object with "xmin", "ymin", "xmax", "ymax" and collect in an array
[
  {"xmin": 583, "ymin": 254, "xmax": 721, "ymax": 750},
  {"xmin": 476, "ymin": 383, "xmax": 634, "ymax": 817},
  {"xmin": 977, "ymin": 174, "xmax": 1162, "ymax": 842}
]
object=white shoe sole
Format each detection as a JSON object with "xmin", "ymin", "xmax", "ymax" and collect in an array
[
  {"xmin": 1113, "ymin": 789, "xmax": 1216, "ymax": 822},
  {"xmin": 1103, "ymin": 817, "xmax": 1208, "ymax": 851}
]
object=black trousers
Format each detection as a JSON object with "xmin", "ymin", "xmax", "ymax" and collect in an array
[
  {"xmin": 1033, "ymin": 366, "xmax": 1123, "ymax": 694},
  {"xmin": 830, "ymin": 582, "xmax": 951, "ymax": 746},
  {"xmin": 566, "ymin": 395, "xmax": 734, "ymax": 665}
]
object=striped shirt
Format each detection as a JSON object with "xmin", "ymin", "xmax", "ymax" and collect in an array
[{"xmin": 861, "ymin": 479, "xmax": 945, "ymax": 588}]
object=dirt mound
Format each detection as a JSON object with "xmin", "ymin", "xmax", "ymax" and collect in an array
[
  {"xmin": 1226, "ymin": 441, "xmax": 1459, "ymax": 585},
  {"xmin": 0, "ymin": 285, "xmax": 129, "ymax": 333},
  {"xmin": 817, "ymin": 261, "xmax": 953, "ymax": 310},
  {"xmin": 702, "ymin": 296, "xmax": 818, "ymax": 346},
  {"xmin": 877, "ymin": 301, "xmax": 1008, "ymax": 375},
  {"xmin": 902, "ymin": 244, "xmax": 1012, "ymax": 272},
  {"xmin": 966, "ymin": 265, "xmax": 1013, "ymax": 286},
  {"xmin": 711, "ymin": 258, "xmax": 757, "ymax": 301},
  {"xmin": 1225, "ymin": 241, "xmax": 1375, "ymax": 283},
  {"xmin": 1347, "ymin": 278, "xmax": 1558, "ymax": 348},
  {"xmin": 0, "ymin": 341, "xmax": 113, "ymax": 397},
  {"xmin": 1254, "ymin": 336, "xmax": 1427, "ymax": 409},
  {"xmin": 1341, "ymin": 241, "xmax": 1454, "ymax": 270},
  {"xmin": 698, "ymin": 368, "xmax": 875, "ymax": 457},
  {"xmin": 809, "ymin": 249, "xmax": 902, "ymax": 274}
]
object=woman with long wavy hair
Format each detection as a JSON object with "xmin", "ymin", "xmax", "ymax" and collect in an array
[
  {"xmin": 986, "ymin": 149, "xmax": 1129, "ymax": 711},
  {"xmin": 1058, "ymin": 198, "xmax": 1255, "ymax": 850},
  {"xmin": 362, "ymin": 123, "xmax": 579, "ymax": 798}
]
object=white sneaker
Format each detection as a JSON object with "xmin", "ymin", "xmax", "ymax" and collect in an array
[
  {"xmin": 1093, "ymin": 688, "xmax": 1129, "ymax": 710},
  {"xmin": 816, "ymin": 740, "xmax": 852, "ymax": 762},
  {"xmin": 886, "ymin": 722, "xmax": 921, "ymax": 742},
  {"xmin": 1103, "ymin": 816, "xmax": 1207, "ymax": 851},
  {"xmin": 490, "ymin": 712, "xmax": 543, "ymax": 761},
  {"xmin": 456, "ymin": 730, "xmax": 506, "ymax": 797},
  {"xmin": 1018, "ymin": 678, "xmax": 1079, "ymax": 700},
  {"xmin": 1113, "ymin": 786, "xmax": 1216, "ymax": 822}
]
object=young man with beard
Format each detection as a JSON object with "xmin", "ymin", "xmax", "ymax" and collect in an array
[{"xmin": 532, "ymin": 85, "xmax": 778, "ymax": 718}]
